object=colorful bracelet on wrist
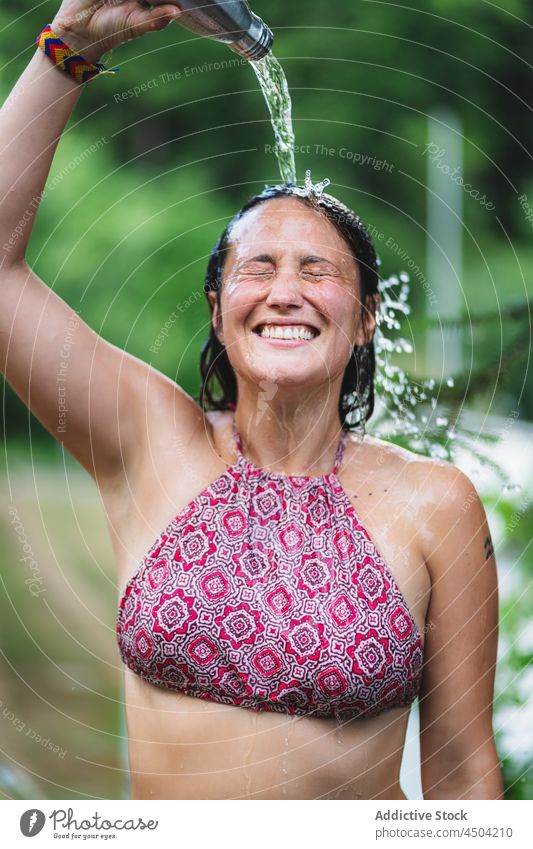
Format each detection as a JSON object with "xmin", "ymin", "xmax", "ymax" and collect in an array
[{"xmin": 36, "ymin": 24, "xmax": 121, "ymax": 84}]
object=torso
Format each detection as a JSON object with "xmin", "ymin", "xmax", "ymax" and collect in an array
[{"xmin": 99, "ymin": 403, "xmax": 432, "ymax": 800}]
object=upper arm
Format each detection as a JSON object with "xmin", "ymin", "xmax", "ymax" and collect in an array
[
  {"xmin": 418, "ymin": 464, "xmax": 504, "ymax": 799},
  {"xmin": 1, "ymin": 260, "xmax": 201, "ymax": 481}
]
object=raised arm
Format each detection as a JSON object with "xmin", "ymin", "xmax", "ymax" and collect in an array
[
  {"xmin": 418, "ymin": 464, "xmax": 504, "ymax": 800},
  {"xmin": 0, "ymin": 1, "xmax": 199, "ymax": 482}
]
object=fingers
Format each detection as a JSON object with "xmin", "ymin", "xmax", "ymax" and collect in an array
[
  {"xmin": 125, "ymin": 3, "xmax": 181, "ymax": 38},
  {"xmin": 150, "ymin": 4, "xmax": 182, "ymax": 29}
]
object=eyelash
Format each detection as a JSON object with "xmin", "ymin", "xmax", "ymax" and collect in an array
[{"xmin": 242, "ymin": 269, "xmax": 329, "ymax": 278}]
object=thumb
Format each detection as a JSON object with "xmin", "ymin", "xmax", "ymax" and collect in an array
[
  {"xmin": 126, "ymin": 3, "xmax": 182, "ymax": 38},
  {"xmin": 145, "ymin": 4, "xmax": 182, "ymax": 32}
]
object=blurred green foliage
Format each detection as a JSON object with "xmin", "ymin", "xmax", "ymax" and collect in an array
[
  {"xmin": 1, "ymin": 0, "xmax": 532, "ymax": 439},
  {"xmin": 490, "ymin": 498, "xmax": 533, "ymax": 800}
]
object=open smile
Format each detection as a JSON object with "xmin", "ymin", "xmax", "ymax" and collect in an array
[{"xmin": 251, "ymin": 322, "xmax": 320, "ymax": 347}]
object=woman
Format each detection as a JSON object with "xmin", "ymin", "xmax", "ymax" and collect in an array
[{"xmin": 1, "ymin": 0, "xmax": 503, "ymax": 800}]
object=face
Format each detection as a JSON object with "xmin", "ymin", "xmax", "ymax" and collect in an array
[{"xmin": 208, "ymin": 196, "xmax": 377, "ymax": 394}]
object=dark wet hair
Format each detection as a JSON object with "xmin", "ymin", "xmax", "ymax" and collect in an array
[{"xmin": 196, "ymin": 183, "xmax": 380, "ymax": 430}]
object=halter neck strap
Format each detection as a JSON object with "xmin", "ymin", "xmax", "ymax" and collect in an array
[
  {"xmin": 232, "ymin": 417, "xmax": 348, "ymax": 477},
  {"xmin": 332, "ymin": 428, "xmax": 348, "ymax": 475}
]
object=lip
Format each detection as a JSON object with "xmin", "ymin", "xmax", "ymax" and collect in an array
[
  {"xmin": 252, "ymin": 320, "xmax": 320, "ymax": 335},
  {"xmin": 253, "ymin": 332, "xmax": 318, "ymax": 348}
]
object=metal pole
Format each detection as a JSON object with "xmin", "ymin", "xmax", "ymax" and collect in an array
[{"xmin": 426, "ymin": 108, "xmax": 463, "ymax": 376}]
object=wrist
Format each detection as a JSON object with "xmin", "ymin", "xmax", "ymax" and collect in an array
[{"xmin": 49, "ymin": 17, "xmax": 108, "ymax": 65}]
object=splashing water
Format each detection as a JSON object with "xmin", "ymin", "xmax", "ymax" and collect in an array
[
  {"xmin": 369, "ymin": 274, "xmax": 453, "ymax": 459},
  {"xmin": 250, "ymin": 54, "xmax": 296, "ymax": 183},
  {"xmin": 246, "ymin": 55, "xmax": 509, "ymax": 483},
  {"xmin": 303, "ymin": 169, "xmax": 331, "ymax": 199},
  {"xmin": 357, "ymin": 272, "xmax": 509, "ymax": 482}
]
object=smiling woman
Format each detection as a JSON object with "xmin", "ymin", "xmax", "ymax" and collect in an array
[
  {"xmin": 115, "ymin": 185, "xmax": 501, "ymax": 800},
  {"xmin": 200, "ymin": 184, "xmax": 380, "ymax": 436}
]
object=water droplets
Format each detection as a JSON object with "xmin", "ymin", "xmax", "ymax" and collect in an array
[
  {"xmin": 303, "ymin": 169, "xmax": 331, "ymax": 199},
  {"xmin": 502, "ymin": 483, "xmax": 522, "ymax": 494},
  {"xmin": 280, "ymin": 730, "xmax": 290, "ymax": 796},
  {"xmin": 365, "ymin": 272, "xmax": 462, "ymax": 461},
  {"xmin": 429, "ymin": 443, "xmax": 449, "ymax": 459}
]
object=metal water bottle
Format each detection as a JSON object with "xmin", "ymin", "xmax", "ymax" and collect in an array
[{"xmin": 169, "ymin": 0, "xmax": 273, "ymax": 60}]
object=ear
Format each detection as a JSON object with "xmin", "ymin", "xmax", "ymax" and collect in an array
[
  {"xmin": 354, "ymin": 293, "xmax": 380, "ymax": 347},
  {"xmin": 207, "ymin": 291, "xmax": 224, "ymax": 343}
]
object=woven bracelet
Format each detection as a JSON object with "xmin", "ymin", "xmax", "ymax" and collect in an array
[{"xmin": 36, "ymin": 24, "xmax": 121, "ymax": 84}]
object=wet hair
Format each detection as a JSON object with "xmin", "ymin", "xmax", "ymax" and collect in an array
[{"xmin": 196, "ymin": 183, "xmax": 380, "ymax": 430}]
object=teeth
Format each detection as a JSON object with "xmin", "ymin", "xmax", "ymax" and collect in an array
[{"xmin": 258, "ymin": 324, "xmax": 316, "ymax": 340}]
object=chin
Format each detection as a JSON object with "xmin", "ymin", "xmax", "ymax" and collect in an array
[{"xmin": 242, "ymin": 361, "xmax": 325, "ymax": 389}]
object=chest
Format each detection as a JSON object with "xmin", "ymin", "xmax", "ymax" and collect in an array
[
  {"xmin": 115, "ymin": 466, "xmax": 426, "ymax": 720},
  {"xmin": 105, "ymin": 432, "xmax": 431, "ymax": 630}
]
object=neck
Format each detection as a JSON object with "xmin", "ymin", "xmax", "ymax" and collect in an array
[{"xmin": 233, "ymin": 387, "xmax": 344, "ymax": 476}]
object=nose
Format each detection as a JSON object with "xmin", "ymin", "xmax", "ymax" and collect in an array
[{"xmin": 264, "ymin": 266, "xmax": 304, "ymax": 308}]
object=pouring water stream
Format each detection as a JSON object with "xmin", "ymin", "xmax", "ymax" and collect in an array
[{"xmin": 247, "ymin": 51, "xmax": 510, "ymax": 484}]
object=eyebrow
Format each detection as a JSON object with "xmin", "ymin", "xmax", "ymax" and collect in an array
[
  {"xmin": 237, "ymin": 254, "xmax": 275, "ymax": 266},
  {"xmin": 237, "ymin": 254, "xmax": 338, "ymax": 267},
  {"xmin": 301, "ymin": 255, "xmax": 338, "ymax": 266}
]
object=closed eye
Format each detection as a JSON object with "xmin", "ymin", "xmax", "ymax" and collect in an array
[
  {"xmin": 301, "ymin": 268, "xmax": 338, "ymax": 281},
  {"xmin": 237, "ymin": 270, "xmax": 275, "ymax": 283},
  {"xmin": 301, "ymin": 256, "xmax": 341, "ymax": 278},
  {"xmin": 234, "ymin": 262, "xmax": 275, "ymax": 279}
]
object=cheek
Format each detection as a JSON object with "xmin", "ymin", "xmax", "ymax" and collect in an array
[
  {"xmin": 218, "ymin": 287, "xmax": 259, "ymax": 335},
  {"xmin": 320, "ymin": 288, "xmax": 359, "ymax": 337},
  {"xmin": 221, "ymin": 273, "xmax": 272, "ymax": 310}
]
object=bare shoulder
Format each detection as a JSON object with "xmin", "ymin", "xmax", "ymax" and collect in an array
[
  {"xmin": 369, "ymin": 437, "xmax": 490, "ymax": 574},
  {"xmin": 347, "ymin": 431, "xmax": 474, "ymax": 499},
  {"xmin": 347, "ymin": 433, "xmax": 485, "ymax": 552}
]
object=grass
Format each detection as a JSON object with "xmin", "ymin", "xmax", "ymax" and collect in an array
[{"xmin": 0, "ymin": 455, "xmax": 127, "ymax": 800}]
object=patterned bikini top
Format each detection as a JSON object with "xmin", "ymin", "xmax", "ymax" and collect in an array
[{"xmin": 116, "ymin": 419, "xmax": 424, "ymax": 721}]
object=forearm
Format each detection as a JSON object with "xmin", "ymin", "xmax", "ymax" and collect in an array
[
  {"xmin": 423, "ymin": 746, "xmax": 505, "ymax": 800},
  {"xmin": 0, "ymin": 41, "xmax": 92, "ymax": 263},
  {"xmin": 1, "ymin": 0, "xmax": 181, "ymax": 265}
]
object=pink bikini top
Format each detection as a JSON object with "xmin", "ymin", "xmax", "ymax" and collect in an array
[{"xmin": 116, "ymin": 419, "xmax": 424, "ymax": 720}]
